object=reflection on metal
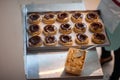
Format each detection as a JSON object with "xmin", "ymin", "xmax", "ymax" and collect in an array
[
  {"xmin": 39, "ymin": 67, "xmax": 64, "ymax": 75},
  {"xmin": 26, "ymin": 50, "xmax": 104, "ymax": 79},
  {"xmin": 25, "ymin": 0, "xmax": 83, "ymax": 4}
]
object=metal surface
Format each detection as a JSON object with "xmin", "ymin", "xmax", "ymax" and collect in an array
[
  {"xmin": 23, "ymin": 3, "xmax": 86, "ymax": 51},
  {"xmin": 22, "ymin": 4, "xmax": 110, "ymax": 51},
  {"xmin": 26, "ymin": 49, "xmax": 103, "ymax": 80},
  {"xmin": 25, "ymin": 3, "xmax": 85, "ymax": 12},
  {"xmin": 22, "ymin": 3, "xmax": 104, "ymax": 80}
]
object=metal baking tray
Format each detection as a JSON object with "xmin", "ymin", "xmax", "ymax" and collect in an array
[
  {"xmin": 22, "ymin": 4, "xmax": 110, "ymax": 51},
  {"xmin": 26, "ymin": 49, "xmax": 103, "ymax": 80},
  {"xmin": 23, "ymin": 3, "xmax": 104, "ymax": 80}
]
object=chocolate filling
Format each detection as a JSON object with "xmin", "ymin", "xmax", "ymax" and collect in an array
[
  {"xmin": 73, "ymin": 13, "xmax": 83, "ymax": 19},
  {"xmin": 29, "ymin": 14, "xmax": 40, "ymax": 20},
  {"xmin": 29, "ymin": 24, "xmax": 39, "ymax": 32},
  {"xmin": 75, "ymin": 23, "xmax": 86, "ymax": 29},
  {"xmin": 87, "ymin": 13, "xmax": 97, "ymax": 19},
  {"xmin": 44, "ymin": 25, "xmax": 56, "ymax": 32},
  {"xmin": 58, "ymin": 12, "xmax": 68, "ymax": 19},
  {"xmin": 60, "ymin": 35, "xmax": 72, "ymax": 43},
  {"xmin": 45, "ymin": 36, "xmax": 56, "ymax": 43},
  {"xmin": 94, "ymin": 33, "xmax": 105, "ymax": 40},
  {"xmin": 60, "ymin": 23, "xmax": 71, "ymax": 30},
  {"xmin": 29, "ymin": 36, "xmax": 41, "ymax": 45},
  {"xmin": 91, "ymin": 22, "xmax": 102, "ymax": 30},
  {"xmin": 77, "ymin": 33, "xmax": 88, "ymax": 41},
  {"xmin": 44, "ymin": 14, "xmax": 54, "ymax": 19}
]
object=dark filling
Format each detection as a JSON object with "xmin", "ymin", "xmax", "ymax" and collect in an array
[
  {"xmin": 44, "ymin": 25, "xmax": 55, "ymax": 32},
  {"xmin": 58, "ymin": 12, "xmax": 68, "ymax": 19},
  {"xmin": 45, "ymin": 36, "xmax": 56, "ymax": 43},
  {"xmin": 75, "ymin": 23, "xmax": 85, "ymax": 29},
  {"xmin": 29, "ymin": 24, "xmax": 39, "ymax": 32},
  {"xmin": 60, "ymin": 35, "xmax": 72, "ymax": 43},
  {"xmin": 29, "ymin": 14, "xmax": 40, "ymax": 20},
  {"xmin": 77, "ymin": 33, "xmax": 87, "ymax": 41},
  {"xmin": 94, "ymin": 33, "xmax": 105, "ymax": 40},
  {"xmin": 44, "ymin": 14, "xmax": 54, "ymax": 19},
  {"xmin": 29, "ymin": 36, "xmax": 41, "ymax": 45},
  {"xmin": 60, "ymin": 23, "xmax": 71, "ymax": 30},
  {"xmin": 73, "ymin": 13, "xmax": 83, "ymax": 19},
  {"xmin": 91, "ymin": 22, "xmax": 102, "ymax": 30},
  {"xmin": 87, "ymin": 13, "xmax": 97, "ymax": 19}
]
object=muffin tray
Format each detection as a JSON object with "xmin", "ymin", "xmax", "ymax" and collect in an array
[{"xmin": 24, "ymin": 10, "xmax": 110, "ymax": 51}]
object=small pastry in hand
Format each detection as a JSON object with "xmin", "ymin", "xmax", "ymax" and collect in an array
[
  {"xmin": 71, "ymin": 12, "xmax": 83, "ymax": 23},
  {"xmin": 89, "ymin": 22, "xmax": 103, "ymax": 33},
  {"xmin": 73, "ymin": 22, "xmax": 86, "ymax": 33},
  {"xmin": 44, "ymin": 35, "xmax": 57, "ymax": 46},
  {"xmin": 56, "ymin": 12, "xmax": 69, "ymax": 23},
  {"xmin": 85, "ymin": 12, "xmax": 98, "ymax": 23},
  {"xmin": 29, "ymin": 36, "xmax": 42, "ymax": 47},
  {"xmin": 42, "ymin": 13, "xmax": 55, "ymax": 24},
  {"xmin": 43, "ymin": 25, "xmax": 57, "ymax": 36},
  {"xmin": 75, "ymin": 33, "xmax": 89, "ymax": 45},
  {"xmin": 28, "ymin": 24, "xmax": 41, "ymax": 36},
  {"xmin": 92, "ymin": 33, "xmax": 106, "ymax": 44},
  {"xmin": 28, "ymin": 13, "xmax": 41, "ymax": 24},
  {"xmin": 59, "ymin": 35, "xmax": 73, "ymax": 46},
  {"xmin": 59, "ymin": 23, "xmax": 72, "ymax": 34}
]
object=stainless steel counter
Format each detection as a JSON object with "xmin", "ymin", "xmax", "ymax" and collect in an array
[
  {"xmin": 24, "ymin": 3, "xmax": 103, "ymax": 80},
  {"xmin": 26, "ymin": 49, "xmax": 103, "ymax": 80}
]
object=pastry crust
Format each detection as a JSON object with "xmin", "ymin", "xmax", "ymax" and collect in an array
[
  {"xmin": 42, "ymin": 13, "xmax": 55, "ymax": 24},
  {"xmin": 71, "ymin": 12, "xmax": 83, "ymax": 23},
  {"xmin": 28, "ymin": 24, "xmax": 41, "ymax": 36},
  {"xmin": 29, "ymin": 36, "xmax": 42, "ymax": 47},
  {"xmin": 28, "ymin": 13, "xmax": 41, "ymax": 24},
  {"xmin": 75, "ymin": 33, "xmax": 89, "ymax": 45},
  {"xmin": 89, "ymin": 22, "xmax": 103, "ymax": 33},
  {"xmin": 73, "ymin": 22, "xmax": 86, "ymax": 33},
  {"xmin": 65, "ymin": 48, "xmax": 86, "ymax": 75},
  {"xmin": 44, "ymin": 36, "xmax": 57, "ymax": 46},
  {"xmin": 92, "ymin": 33, "xmax": 106, "ymax": 44},
  {"xmin": 43, "ymin": 25, "xmax": 57, "ymax": 36},
  {"xmin": 85, "ymin": 12, "xmax": 98, "ymax": 23},
  {"xmin": 59, "ymin": 23, "xmax": 72, "ymax": 34},
  {"xmin": 59, "ymin": 35, "xmax": 73, "ymax": 46},
  {"xmin": 56, "ymin": 12, "xmax": 69, "ymax": 23}
]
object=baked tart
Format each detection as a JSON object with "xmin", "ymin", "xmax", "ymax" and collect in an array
[
  {"xmin": 92, "ymin": 33, "xmax": 106, "ymax": 44},
  {"xmin": 43, "ymin": 25, "xmax": 57, "ymax": 36},
  {"xmin": 28, "ymin": 24, "xmax": 41, "ymax": 36},
  {"xmin": 56, "ymin": 12, "xmax": 69, "ymax": 23},
  {"xmin": 89, "ymin": 22, "xmax": 103, "ymax": 33},
  {"xmin": 59, "ymin": 35, "xmax": 73, "ymax": 46},
  {"xmin": 65, "ymin": 48, "xmax": 86, "ymax": 75},
  {"xmin": 28, "ymin": 13, "xmax": 41, "ymax": 24},
  {"xmin": 59, "ymin": 23, "xmax": 72, "ymax": 34},
  {"xmin": 75, "ymin": 33, "xmax": 89, "ymax": 45},
  {"xmin": 29, "ymin": 36, "xmax": 42, "ymax": 47},
  {"xmin": 85, "ymin": 12, "xmax": 98, "ymax": 23},
  {"xmin": 42, "ymin": 13, "xmax": 55, "ymax": 24},
  {"xmin": 73, "ymin": 22, "xmax": 86, "ymax": 33},
  {"xmin": 71, "ymin": 12, "xmax": 83, "ymax": 23},
  {"xmin": 44, "ymin": 35, "xmax": 57, "ymax": 46}
]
